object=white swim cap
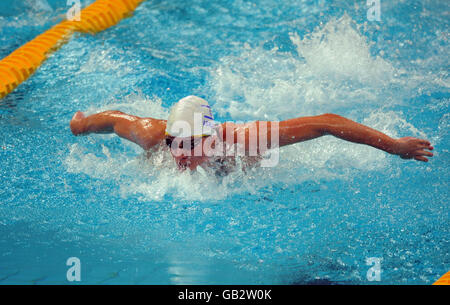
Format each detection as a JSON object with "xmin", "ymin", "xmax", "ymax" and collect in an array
[{"xmin": 165, "ymin": 95, "xmax": 216, "ymax": 137}]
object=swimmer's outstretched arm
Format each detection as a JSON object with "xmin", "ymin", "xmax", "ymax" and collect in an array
[
  {"xmin": 277, "ymin": 113, "xmax": 434, "ymax": 162},
  {"xmin": 230, "ymin": 113, "xmax": 433, "ymax": 162},
  {"xmin": 70, "ymin": 111, "xmax": 166, "ymax": 150}
]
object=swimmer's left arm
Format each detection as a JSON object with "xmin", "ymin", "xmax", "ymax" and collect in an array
[
  {"xmin": 276, "ymin": 113, "xmax": 434, "ymax": 162},
  {"xmin": 223, "ymin": 115, "xmax": 331, "ymax": 152},
  {"xmin": 227, "ymin": 113, "xmax": 433, "ymax": 162}
]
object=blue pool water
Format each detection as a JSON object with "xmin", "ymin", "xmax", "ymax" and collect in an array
[{"xmin": 0, "ymin": 0, "xmax": 448, "ymax": 284}]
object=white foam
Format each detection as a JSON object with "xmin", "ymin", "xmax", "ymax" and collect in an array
[
  {"xmin": 28, "ymin": 0, "xmax": 53, "ymax": 12},
  {"xmin": 211, "ymin": 14, "xmax": 448, "ymax": 123},
  {"xmin": 77, "ymin": 47, "xmax": 135, "ymax": 77},
  {"xmin": 209, "ymin": 15, "xmax": 402, "ymax": 121},
  {"xmin": 291, "ymin": 15, "xmax": 395, "ymax": 86}
]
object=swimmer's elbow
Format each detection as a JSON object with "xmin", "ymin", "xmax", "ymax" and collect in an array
[
  {"xmin": 320, "ymin": 113, "xmax": 344, "ymax": 121},
  {"xmin": 317, "ymin": 113, "xmax": 345, "ymax": 134}
]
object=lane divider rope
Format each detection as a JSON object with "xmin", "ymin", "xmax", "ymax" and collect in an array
[
  {"xmin": 433, "ymin": 270, "xmax": 450, "ymax": 285},
  {"xmin": 0, "ymin": 0, "xmax": 145, "ymax": 99}
]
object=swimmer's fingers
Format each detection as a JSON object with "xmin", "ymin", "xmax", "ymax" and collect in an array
[
  {"xmin": 413, "ymin": 150, "xmax": 433, "ymax": 162},
  {"xmin": 419, "ymin": 139, "xmax": 431, "ymax": 146},
  {"xmin": 414, "ymin": 156, "xmax": 428, "ymax": 162},
  {"xmin": 399, "ymin": 149, "xmax": 433, "ymax": 161},
  {"xmin": 396, "ymin": 137, "xmax": 434, "ymax": 162},
  {"xmin": 418, "ymin": 140, "xmax": 434, "ymax": 151},
  {"xmin": 416, "ymin": 149, "xmax": 434, "ymax": 157}
]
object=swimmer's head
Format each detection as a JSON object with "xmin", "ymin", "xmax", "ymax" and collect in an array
[
  {"xmin": 165, "ymin": 95, "xmax": 216, "ymax": 137},
  {"xmin": 165, "ymin": 96, "xmax": 217, "ymax": 170}
]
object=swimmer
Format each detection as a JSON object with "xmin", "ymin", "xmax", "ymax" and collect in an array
[{"xmin": 70, "ymin": 95, "xmax": 434, "ymax": 171}]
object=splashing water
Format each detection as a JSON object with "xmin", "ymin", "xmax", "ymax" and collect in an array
[{"xmin": 0, "ymin": 0, "xmax": 448, "ymax": 284}]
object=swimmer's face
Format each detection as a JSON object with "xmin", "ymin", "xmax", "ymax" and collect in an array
[{"xmin": 165, "ymin": 136, "xmax": 211, "ymax": 170}]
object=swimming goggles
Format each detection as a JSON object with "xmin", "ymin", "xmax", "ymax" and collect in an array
[{"xmin": 165, "ymin": 136, "xmax": 207, "ymax": 150}]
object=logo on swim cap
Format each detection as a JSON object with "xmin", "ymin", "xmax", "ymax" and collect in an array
[{"xmin": 165, "ymin": 95, "xmax": 216, "ymax": 137}]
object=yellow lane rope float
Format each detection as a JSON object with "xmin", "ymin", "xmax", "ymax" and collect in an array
[
  {"xmin": 433, "ymin": 270, "xmax": 450, "ymax": 285},
  {"xmin": 0, "ymin": 0, "xmax": 146, "ymax": 99}
]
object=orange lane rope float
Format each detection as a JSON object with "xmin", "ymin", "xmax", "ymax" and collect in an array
[
  {"xmin": 433, "ymin": 270, "xmax": 450, "ymax": 285},
  {"xmin": 0, "ymin": 0, "xmax": 146, "ymax": 99}
]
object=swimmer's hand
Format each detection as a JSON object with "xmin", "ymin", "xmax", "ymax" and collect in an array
[
  {"xmin": 70, "ymin": 111, "xmax": 86, "ymax": 135},
  {"xmin": 393, "ymin": 137, "xmax": 434, "ymax": 162}
]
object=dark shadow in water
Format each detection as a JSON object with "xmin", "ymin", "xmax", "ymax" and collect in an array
[{"xmin": 0, "ymin": 91, "xmax": 22, "ymax": 110}]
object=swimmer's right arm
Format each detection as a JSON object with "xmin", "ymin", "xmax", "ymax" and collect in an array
[{"xmin": 70, "ymin": 111, "xmax": 167, "ymax": 150}]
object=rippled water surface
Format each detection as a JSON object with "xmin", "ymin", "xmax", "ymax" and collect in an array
[{"xmin": 0, "ymin": 0, "xmax": 448, "ymax": 284}]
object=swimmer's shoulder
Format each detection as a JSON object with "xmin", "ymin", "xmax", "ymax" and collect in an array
[
  {"xmin": 134, "ymin": 117, "xmax": 167, "ymax": 150},
  {"xmin": 217, "ymin": 122, "xmax": 238, "ymax": 144}
]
